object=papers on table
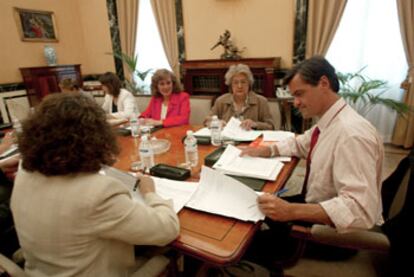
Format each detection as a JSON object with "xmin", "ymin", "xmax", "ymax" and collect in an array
[
  {"xmin": 193, "ymin": 117, "xmax": 261, "ymax": 142},
  {"xmin": 100, "ymin": 166, "xmax": 144, "ymax": 203},
  {"xmin": 151, "ymin": 177, "xmax": 198, "ymax": 213},
  {"xmin": 99, "ymin": 166, "xmax": 198, "ymax": 213},
  {"xmin": 222, "ymin": 117, "xmax": 262, "ymax": 141},
  {"xmin": 107, "ymin": 118, "xmax": 128, "ymax": 126},
  {"xmin": 186, "ymin": 166, "xmax": 265, "ymax": 222},
  {"xmin": 213, "ymin": 144, "xmax": 284, "ymax": 181},
  {"xmin": 262, "ymin": 131, "xmax": 294, "ymax": 142},
  {"xmin": 100, "ymin": 165, "xmax": 266, "ymax": 222}
]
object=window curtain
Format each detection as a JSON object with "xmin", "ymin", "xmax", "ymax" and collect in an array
[
  {"xmin": 116, "ymin": 0, "xmax": 139, "ymax": 81},
  {"xmin": 392, "ymin": 0, "xmax": 414, "ymax": 148},
  {"xmin": 150, "ymin": 0, "xmax": 180, "ymax": 79},
  {"xmin": 305, "ymin": 0, "xmax": 347, "ymax": 58}
]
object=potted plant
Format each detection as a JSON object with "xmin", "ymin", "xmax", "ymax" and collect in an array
[
  {"xmin": 337, "ymin": 68, "xmax": 410, "ymax": 117},
  {"xmin": 108, "ymin": 51, "xmax": 152, "ymax": 95}
]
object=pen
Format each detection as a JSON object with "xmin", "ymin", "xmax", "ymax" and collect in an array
[
  {"xmin": 275, "ymin": 188, "xmax": 289, "ymax": 197},
  {"xmin": 133, "ymin": 178, "xmax": 141, "ymax": 192}
]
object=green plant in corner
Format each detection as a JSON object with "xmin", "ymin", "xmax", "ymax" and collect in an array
[
  {"xmin": 107, "ymin": 51, "xmax": 152, "ymax": 95},
  {"xmin": 338, "ymin": 68, "xmax": 410, "ymax": 117}
]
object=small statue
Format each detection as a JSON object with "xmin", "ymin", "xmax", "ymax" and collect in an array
[{"xmin": 211, "ymin": 30, "xmax": 244, "ymax": 60}]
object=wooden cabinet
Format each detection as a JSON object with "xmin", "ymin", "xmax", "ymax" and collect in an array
[
  {"xmin": 20, "ymin": 64, "xmax": 82, "ymax": 106},
  {"xmin": 181, "ymin": 58, "xmax": 280, "ymax": 98}
]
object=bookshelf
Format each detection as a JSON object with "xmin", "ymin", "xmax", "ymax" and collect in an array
[{"xmin": 181, "ymin": 58, "xmax": 281, "ymax": 98}]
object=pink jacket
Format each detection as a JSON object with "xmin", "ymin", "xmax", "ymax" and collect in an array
[{"xmin": 139, "ymin": 92, "xmax": 190, "ymax": 127}]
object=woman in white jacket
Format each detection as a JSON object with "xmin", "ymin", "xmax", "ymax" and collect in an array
[{"xmin": 100, "ymin": 72, "xmax": 138, "ymax": 120}]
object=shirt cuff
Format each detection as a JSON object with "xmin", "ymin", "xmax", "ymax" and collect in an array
[{"xmin": 319, "ymin": 198, "xmax": 355, "ymax": 233}]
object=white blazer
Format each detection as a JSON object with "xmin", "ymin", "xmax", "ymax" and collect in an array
[{"xmin": 102, "ymin": 88, "xmax": 138, "ymax": 119}]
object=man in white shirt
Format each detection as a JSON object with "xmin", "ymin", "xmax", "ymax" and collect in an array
[{"xmin": 241, "ymin": 56, "xmax": 384, "ymax": 266}]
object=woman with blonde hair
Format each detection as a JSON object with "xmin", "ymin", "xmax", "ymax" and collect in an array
[{"xmin": 139, "ymin": 69, "xmax": 190, "ymax": 127}]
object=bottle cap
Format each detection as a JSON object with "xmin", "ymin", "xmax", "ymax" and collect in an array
[{"xmin": 186, "ymin": 130, "xmax": 193, "ymax": 136}]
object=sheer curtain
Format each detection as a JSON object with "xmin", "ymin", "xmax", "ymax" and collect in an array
[
  {"xmin": 135, "ymin": 0, "xmax": 171, "ymax": 93},
  {"xmin": 326, "ymin": 0, "xmax": 408, "ymax": 142}
]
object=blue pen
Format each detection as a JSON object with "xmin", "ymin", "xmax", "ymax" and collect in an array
[{"xmin": 275, "ymin": 188, "xmax": 289, "ymax": 197}]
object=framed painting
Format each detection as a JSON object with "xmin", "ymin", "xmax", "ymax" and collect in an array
[{"xmin": 14, "ymin": 7, "xmax": 58, "ymax": 42}]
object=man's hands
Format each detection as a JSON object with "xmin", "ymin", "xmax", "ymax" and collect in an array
[
  {"xmin": 239, "ymin": 146, "xmax": 271, "ymax": 157},
  {"xmin": 257, "ymin": 193, "xmax": 292, "ymax": 222}
]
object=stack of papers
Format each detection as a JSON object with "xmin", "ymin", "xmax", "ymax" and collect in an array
[
  {"xmin": 194, "ymin": 117, "xmax": 262, "ymax": 141},
  {"xmin": 186, "ymin": 166, "xmax": 265, "ymax": 222},
  {"xmin": 101, "ymin": 165, "xmax": 266, "ymax": 222},
  {"xmin": 100, "ymin": 166, "xmax": 198, "ymax": 213},
  {"xmin": 213, "ymin": 144, "xmax": 284, "ymax": 181},
  {"xmin": 262, "ymin": 131, "xmax": 295, "ymax": 142}
]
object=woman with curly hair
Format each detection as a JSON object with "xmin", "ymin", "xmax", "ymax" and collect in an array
[
  {"xmin": 139, "ymin": 69, "xmax": 190, "ymax": 127},
  {"xmin": 11, "ymin": 93, "xmax": 179, "ymax": 276}
]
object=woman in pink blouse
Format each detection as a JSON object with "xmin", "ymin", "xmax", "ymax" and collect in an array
[{"xmin": 139, "ymin": 69, "xmax": 190, "ymax": 127}]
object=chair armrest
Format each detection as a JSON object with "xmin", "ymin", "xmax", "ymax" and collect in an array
[{"xmin": 290, "ymin": 224, "xmax": 390, "ymax": 252}]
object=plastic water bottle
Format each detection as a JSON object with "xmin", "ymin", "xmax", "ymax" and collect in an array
[
  {"xmin": 130, "ymin": 108, "xmax": 140, "ymax": 138},
  {"xmin": 139, "ymin": 135, "xmax": 154, "ymax": 172},
  {"xmin": 210, "ymin": 115, "xmax": 222, "ymax": 146},
  {"xmin": 184, "ymin": 130, "xmax": 199, "ymax": 167}
]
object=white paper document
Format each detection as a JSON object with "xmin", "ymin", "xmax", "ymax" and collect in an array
[
  {"xmin": 99, "ymin": 166, "xmax": 198, "ymax": 213},
  {"xmin": 213, "ymin": 145, "xmax": 284, "ymax": 181},
  {"xmin": 186, "ymin": 166, "xmax": 265, "ymax": 222},
  {"xmin": 221, "ymin": 117, "xmax": 262, "ymax": 141},
  {"xmin": 193, "ymin": 117, "xmax": 261, "ymax": 141},
  {"xmin": 151, "ymin": 177, "xmax": 198, "ymax": 213},
  {"xmin": 262, "ymin": 131, "xmax": 295, "ymax": 142},
  {"xmin": 100, "ymin": 166, "xmax": 145, "ymax": 203}
]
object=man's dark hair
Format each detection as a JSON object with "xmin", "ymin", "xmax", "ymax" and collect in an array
[
  {"xmin": 283, "ymin": 56, "xmax": 340, "ymax": 92},
  {"xmin": 99, "ymin": 72, "xmax": 122, "ymax": 97},
  {"xmin": 18, "ymin": 93, "xmax": 119, "ymax": 176}
]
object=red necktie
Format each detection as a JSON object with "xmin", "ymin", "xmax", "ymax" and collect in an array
[{"xmin": 302, "ymin": 127, "xmax": 320, "ymax": 196}]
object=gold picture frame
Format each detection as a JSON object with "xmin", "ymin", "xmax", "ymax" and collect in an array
[{"xmin": 14, "ymin": 7, "xmax": 58, "ymax": 42}]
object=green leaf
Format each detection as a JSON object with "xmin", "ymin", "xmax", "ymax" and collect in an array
[{"xmin": 338, "ymin": 67, "xmax": 409, "ymax": 117}]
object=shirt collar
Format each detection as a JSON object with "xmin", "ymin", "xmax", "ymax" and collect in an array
[{"xmin": 316, "ymin": 98, "xmax": 347, "ymax": 132}]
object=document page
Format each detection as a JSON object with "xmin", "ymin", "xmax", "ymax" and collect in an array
[
  {"xmin": 193, "ymin": 127, "xmax": 211, "ymax": 137},
  {"xmin": 213, "ymin": 145, "xmax": 284, "ymax": 180},
  {"xmin": 100, "ymin": 166, "xmax": 145, "ymax": 203},
  {"xmin": 151, "ymin": 177, "xmax": 198, "ymax": 213},
  {"xmin": 186, "ymin": 166, "xmax": 265, "ymax": 222},
  {"xmin": 221, "ymin": 117, "xmax": 262, "ymax": 141},
  {"xmin": 262, "ymin": 131, "xmax": 294, "ymax": 142},
  {"xmin": 193, "ymin": 118, "xmax": 261, "ymax": 141},
  {"xmin": 100, "ymin": 166, "xmax": 198, "ymax": 213}
]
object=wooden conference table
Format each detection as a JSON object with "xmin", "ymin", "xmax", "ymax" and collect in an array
[{"xmin": 113, "ymin": 125, "xmax": 298, "ymax": 266}]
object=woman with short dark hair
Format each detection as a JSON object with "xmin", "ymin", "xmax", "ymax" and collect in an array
[
  {"xmin": 100, "ymin": 72, "xmax": 138, "ymax": 120},
  {"xmin": 11, "ymin": 93, "xmax": 179, "ymax": 276}
]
